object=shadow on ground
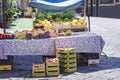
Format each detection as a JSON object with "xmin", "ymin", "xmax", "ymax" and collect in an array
[
  {"xmin": 76, "ymin": 56, "xmax": 120, "ymax": 73},
  {"xmin": 0, "ymin": 56, "xmax": 120, "ymax": 78}
]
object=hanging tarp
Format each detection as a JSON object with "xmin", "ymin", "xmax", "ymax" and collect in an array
[
  {"xmin": 16, "ymin": 0, "xmax": 29, "ymax": 10},
  {"xmin": 29, "ymin": 0, "xmax": 86, "ymax": 11}
]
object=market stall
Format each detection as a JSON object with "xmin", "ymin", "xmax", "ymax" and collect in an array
[{"xmin": 0, "ymin": 0, "xmax": 105, "ymax": 74}]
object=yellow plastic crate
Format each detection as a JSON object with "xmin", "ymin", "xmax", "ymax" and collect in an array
[
  {"xmin": 47, "ymin": 66, "xmax": 59, "ymax": 71},
  {"xmin": 46, "ymin": 62, "xmax": 59, "ymax": 67},
  {"xmin": 32, "ymin": 63, "xmax": 45, "ymax": 77},
  {"xmin": 32, "ymin": 64, "xmax": 45, "ymax": 71},
  {"xmin": 32, "ymin": 68, "xmax": 45, "ymax": 72},
  {"xmin": 0, "ymin": 65, "xmax": 12, "ymax": 71},
  {"xmin": 46, "ymin": 58, "xmax": 59, "ymax": 67},
  {"xmin": 32, "ymin": 71, "xmax": 45, "ymax": 77},
  {"xmin": 60, "ymin": 62, "xmax": 76, "ymax": 68},
  {"xmin": 46, "ymin": 58, "xmax": 60, "ymax": 76},
  {"xmin": 47, "ymin": 70, "xmax": 59, "ymax": 76},
  {"xmin": 60, "ymin": 66, "xmax": 77, "ymax": 73}
]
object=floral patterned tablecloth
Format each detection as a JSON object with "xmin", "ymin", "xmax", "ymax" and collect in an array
[
  {"xmin": 0, "ymin": 40, "xmax": 7, "ymax": 59},
  {"xmin": 3, "ymin": 39, "xmax": 55, "ymax": 56},
  {"xmin": 55, "ymin": 32, "xmax": 105, "ymax": 53},
  {"xmin": 0, "ymin": 32, "xmax": 105, "ymax": 59}
]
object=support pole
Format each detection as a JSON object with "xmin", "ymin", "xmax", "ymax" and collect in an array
[
  {"xmin": 87, "ymin": 0, "xmax": 91, "ymax": 32},
  {"xmin": 90, "ymin": 0, "xmax": 93, "ymax": 16},
  {"xmin": 96, "ymin": 0, "xmax": 99, "ymax": 16},
  {"xmin": 88, "ymin": 14, "xmax": 90, "ymax": 32},
  {"xmin": 84, "ymin": 6, "xmax": 86, "ymax": 20}
]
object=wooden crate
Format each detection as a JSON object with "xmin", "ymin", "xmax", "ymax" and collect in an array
[
  {"xmin": 0, "ymin": 65, "xmax": 12, "ymax": 71},
  {"xmin": 52, "ymin": 22, "xmax": 72, "ymax": 30},
  {"xmin": 58, "ymin": 27, "xmax": 88, "ymax": 32}
]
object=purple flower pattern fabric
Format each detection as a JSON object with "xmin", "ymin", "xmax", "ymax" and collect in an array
[{"xmin": 0, "ymin": 32, "xmax": 105, "ymax": 59}]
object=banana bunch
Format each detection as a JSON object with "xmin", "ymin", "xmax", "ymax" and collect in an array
[
  {"xmin": 34, "ymin": 20, "xmax": 55, "ymax": 30},
  {"xmin": 43, "ymin": 20, "xmax": 55, "ymax": 30},
  {"xmin": 14, "ymin": 31, "xmax": 26, "ymax": 39}
]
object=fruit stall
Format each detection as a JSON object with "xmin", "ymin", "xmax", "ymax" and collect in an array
[
  {"xmin": 0, "ymin": 0, "xmax": 105, "ymax": 77},
  {"xmin": 0, "ymin": 32, "xmax": 105, "ymax": 73}
]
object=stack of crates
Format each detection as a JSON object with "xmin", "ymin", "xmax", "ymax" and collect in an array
[
  {"xmin": 56, "ymin": 48, "xmax": 77, "ymax": 73},
  {"xmin": 46, "ymin": 58, "xmax": 59, "ymax": 76},
  {"xmin": 0, "ymin": 56, "xmax": 13, "ymax": 71},
  {"xmin": 32, "ymin": 63, "xmax": 45, "ymax": 77}
]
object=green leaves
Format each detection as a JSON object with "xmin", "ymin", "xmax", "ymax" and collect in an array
[{"xmin": 3, "ymin": 0, "xmax": 18, "ymax": 20}]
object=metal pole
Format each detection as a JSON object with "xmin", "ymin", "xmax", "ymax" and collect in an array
[
  {"xmin": 96, "ymin": 0, "xmax": 99, "ymax": 16},
  {"xmin": 87, "ymin": 0, "xmax": 91, "ymax": 32},
  {"xmin": 90, "ymin": 0, "xmax": 93, "ymax": 16},
  {"xmin": 88, "ymin": 14, "xmax": 91, "ymax": 32}
]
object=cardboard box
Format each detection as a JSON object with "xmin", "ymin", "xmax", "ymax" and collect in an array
[
  {"xmin": 0, "ymin": 65, "xmax": 12, "ymax": 71},
  {"xmin": 88, "ymin": 59, "xmax": 99, "ymax": 66}
]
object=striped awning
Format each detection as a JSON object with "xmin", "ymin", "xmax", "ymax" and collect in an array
[{"xmin": 29, "ymin": 0, "xmax": 86, "ymax": 11}]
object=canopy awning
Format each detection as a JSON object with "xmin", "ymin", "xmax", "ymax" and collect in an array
[{"xmin": 29, "ymin": 0, "xmax": 86, "ymax": 11}]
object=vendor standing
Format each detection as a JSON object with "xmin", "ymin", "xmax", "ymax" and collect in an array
[{"xmin": 32, "ymin": 7, "xmax": 36, "ymax": 20}]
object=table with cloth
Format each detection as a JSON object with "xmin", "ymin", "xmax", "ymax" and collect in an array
[{"xmin": 0, "ymin": 32, "xmax": 105, "ymax": 59}]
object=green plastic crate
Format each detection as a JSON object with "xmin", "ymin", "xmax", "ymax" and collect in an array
[
  {"xmin": 57, "ymin": 53, "xmax": 76, "ymax": 58},
  {"xmin": 56, "ymin": 48, "xmax": 76, "ymax": 54},
  {"xmin": 60, "ymin": 62, "xmax": 76, "ymax": 68},
  {"xmin": 59, "ymin": 58, "xmax": 76, "ymax": 63}
]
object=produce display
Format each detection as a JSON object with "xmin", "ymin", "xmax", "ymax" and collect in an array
[
  {"xmin": 0, "ymin": 11, "xmax": 87, "ymax": 40},
  {"xmin": 71, "ymin": 19, "xmax": 87, "ymax": 26},
  {"xmin": 32, "ymin": 64, "xmax": 45, "ymax": 69},
  {"xmin": 0, "ymin": 34, "xmax": 14, "ymax": 39},
  {"xmin": 34, "ymin": 20, "xmax": 55, "ymax": 30},
  {"xmin": 35, "ymin": 11, "xmax": 76, "ymax": 22},
  {"xmin": 0, "ymin": 29, "xmax": 72, "ymax": 40},
  {"xmin": 46, "ymin": 58, "xmax": 59, "ymax": 63},
  {"xmin": 58, "ymin": 30, "xmax": 72, "ymax": 36},
  {"xmin": 13, "ymin": 29, "xmax": 51, "ymax": 39},
  {"xmin": 34, "ymin": 11, "xmax": 87, "ymax": 31}
]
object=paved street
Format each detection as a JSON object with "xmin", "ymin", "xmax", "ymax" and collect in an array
[{"xmin": 0, "ymin": 17, "xmax": 120, "ymax": 80}]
